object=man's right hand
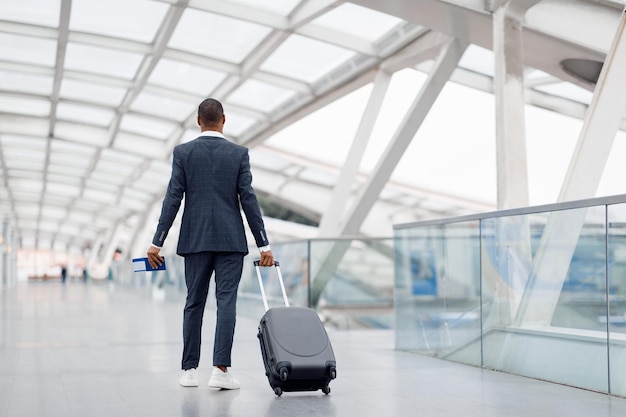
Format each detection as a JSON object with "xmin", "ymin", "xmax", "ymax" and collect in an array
[{"xmin": 259, "ymin": 250, "xmax": 274, "ymax": 267}]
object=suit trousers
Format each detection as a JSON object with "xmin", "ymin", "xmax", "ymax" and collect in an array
[{"xmin": 181, "ymin": 251, "xmax": 244, "ymax": 370}]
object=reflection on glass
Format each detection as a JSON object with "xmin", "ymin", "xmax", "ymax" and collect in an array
[
  {"xmin": 396, "ymin": 202, "xmax": 616, "ymax": 394},
  {"xmin": 395, "ymin": 222, "xmax": 481, "ymax": 366},
  {"xmin": 117, "ymin": 238, "xmax": 395, "ymax": 331},
  {"xmin": 480, "ymin": 209, "xmax": 608, "ymax": 393},
  {"xmin": 309, "ymin": 239, "xmax": 394, "ymax": 329}
]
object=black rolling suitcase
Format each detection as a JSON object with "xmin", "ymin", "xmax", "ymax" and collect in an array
[{"xmin": 254, "ymin": 260, "xmax": 337, "ymax": 396}]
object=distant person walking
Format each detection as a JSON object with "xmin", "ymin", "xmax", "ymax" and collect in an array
[{"xmin": 147, "ymin": 98, "xmax": 274, "ymax": 389}]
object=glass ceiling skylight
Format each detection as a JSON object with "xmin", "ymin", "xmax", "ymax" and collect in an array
[
  {"xmin": 0, "ymin": 96, "xmax": 49, "ymax": 116},
  {"xmin": 64, "ymin": 43, "xmax": 144, "ymax": 79},
  {"xmin": 130, "ymin": 91, "xmax": 194, "ymax": 121},
  {"xmin": 226, "ymin": 0, "xmax": 301, "ymax": 15},
  {"xmin": 69, "ymin": 0, "xmax": 168, "ymax": 43},
  {"xmin": 120, "ymin": 114, "xmax": 179, "ymax": 140},
  {"xmin": 148, "ymin": 58, "xmax": 228, "ymax": 95},
  {"xmin": 169, "ymin": 8, "xmax": 273, "ymax": 64},
  {"xmin": 459, "ymin": 44, "xmax": 495, "ymax": 77},
  {"xmin": 222, "ymin": 112, "xmax": 257, "ymax": 137},
  {"xmin": 0, "ymin": 0, "xmax": 60, "ymax": 27},
  {"xmin": 311, "ymin": 3, "xmax": 404, "ymax": 42},
  {"xmin": 56, "ymin": 102, "xmax": 116, "ymax": 127},
  {"xmin": 0, "ymin": 71, "xmax": 52, "ymax": 95},
  {"xmin": 59, "ymin": 79, "xmax": 127, "ymax": 107},
  {"xmin": 1, "ymin": 0, "xmax": 619, "ymax": 256},
  {"xmin": 534, "ymin": 82, "xmax": 594, "ymax": 105},
  {"xmin": 229, "ymin": 79, "xmax": 297, "ymax": 113},
  {"xmin": 261, "ymin": 34, "xmax": 357, "ymax": 83},
  {"xmin": 0, "ymin": 33, "xmax": 57, "ymax": 66}
]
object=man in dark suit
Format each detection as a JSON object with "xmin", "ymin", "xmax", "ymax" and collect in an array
[{"xmin": 147, "ymin": 98, "xmax": 274, "ymax": 389}]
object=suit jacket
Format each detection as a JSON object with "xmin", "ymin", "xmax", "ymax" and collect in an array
[{"xmin": 152, "ymin": 134, "xmax": 269, "ymax": 256}]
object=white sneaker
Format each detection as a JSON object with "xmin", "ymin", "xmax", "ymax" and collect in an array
[
  {"xmin": 208, "ymin": 367, "xmax": 240, "ymax": 390},
  {"xmin": 179, "ymin": 368, "xmax": 199, "ymax": 387}
]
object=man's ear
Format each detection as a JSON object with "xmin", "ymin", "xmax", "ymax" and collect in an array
[
  {"xmin": 222, "ymin": 114, "xmax": 226, "ymax": 125},
  {"xmin": 197, "ymin": 115, "xmax": 201, "ymax": 127}
]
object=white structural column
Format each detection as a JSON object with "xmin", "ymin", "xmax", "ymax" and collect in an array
[
  {"xmin": 308, "ymin": 39, "xmax": 467, "ymax": 306},
  {"xmin": 493, "ymin": 5, "xmax": 529, "ymax": 210},
  {"xmin": 317, "ymin": 70, "xmax": 392, "ymax": 237},
  {"xmin": 516, "ymin": 10, "xmax": 626, "ymax": 326},
  {"xmin": 485, "ymin": 2, "xmax": 533, "ymax": 328}
]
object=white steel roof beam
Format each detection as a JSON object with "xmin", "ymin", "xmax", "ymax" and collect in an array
[
  {"xmin": 188, "ymin": 0, "xmax": 289, "ymax": 29},
  {"xmin": 380, "ymin": 30, "xmax": 446, "ymax": 73},
  {"xmin": 307, "ymin": 37, "xmax": 467, "ymax": 305},
  {"xmin": 516, "ymin": 9, "xmax": 626, "ymax": 326},
  {"xmin": 107, "ymin": 2, "xmax": 188, "ymax": 146},
  {"xmin": 38, "ymin": 0, "xmax": 71, "ymax": 251},
  {"xmin": 559, "ymin": 8, "xmax": 626, "ymax": 203},
  {"xmin": 91, "ymin": 3, "xmax": 188, "ymax": 257},
  {"xmin": 241, "ymin": 30, "xmax": 291, "ymax": 77},
  {"xmin": 340, "ymin": 37, "xmax": 467, "ymax": 236},
  {"xmin": 239, "ymin": 68, "xmax": 377, "ymax": 147},
  {"xmin": 289, "ymin": 0, "xmax": 340, "ymax": 27},
  {"xmin": 486, "ymin": 0, "xmax": 542, "ymax": 19},
  {"xmin": 297, "ymin": 24, "xmax": 376, "ymax": 56},
  {"xmin": 317, "ymin": 69, "xmax": 392, "ymax": 237}
]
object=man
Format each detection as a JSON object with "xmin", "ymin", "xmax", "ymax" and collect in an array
[{"xmin": 147, "ymin": 98, "xmax": 274, "ymax": 389}]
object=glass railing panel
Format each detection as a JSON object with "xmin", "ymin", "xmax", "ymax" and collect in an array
[
  {"xmin": 395, "ymin": 225, "xmax": 439, "ymax": 353},
  {"xmin": 480, "ymin": 214, "xmax": 537, "ymax": 372},
  {"xmin": 480, "ymin": 214, "xmax": 535, "ymax": 332},
  {"xmin": 551, "ymin": 223, "xmax": 608, "ymax": 331},
  {"xmin": 607, "ymin": 202, "xmax": 626, "ymax": 396},
  {"xmin": 117, "ymin": 238, "xmax": 394, "ymax": 330},
  {"xmin": 395, "ymin": 221, "xmax": 481, "ymax": 365},
  {"xmin": 480, "ymin": 206, "xmax": 609, "ymax": 393},
  {"xmin": 238, "ymin": 240, "xmax": 311, "ymax": 319},
  {"xmin": 309, "ymin": 238, "xmax": 394, "ymax": 329}
]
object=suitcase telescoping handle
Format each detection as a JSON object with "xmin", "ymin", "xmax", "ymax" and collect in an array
[{"xmin": 254, "ymin": 260, "xmax": 290, "ymax": 311}]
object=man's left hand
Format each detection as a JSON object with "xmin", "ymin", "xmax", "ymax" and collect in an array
[{"xmin": 147, "ymin": 246, "xmax": 164, "ymax": 269}]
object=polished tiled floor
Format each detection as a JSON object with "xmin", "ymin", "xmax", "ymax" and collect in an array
[{"xmin": 2, "ymin": 281, "xmax": 626, "ymax": 417}]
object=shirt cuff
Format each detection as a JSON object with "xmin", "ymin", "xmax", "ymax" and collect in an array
[
  {"xmin": 151, "ymin": 243, "xmax": 162, "ymax": 249},
  {"xmin": 258, "ymin": 245, "xmax": 271, "ymax": 252}
]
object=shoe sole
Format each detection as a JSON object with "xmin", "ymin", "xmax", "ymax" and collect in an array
[{"xmin": 208, "ymin": 382, "xmax": 240, "ymax": 390}]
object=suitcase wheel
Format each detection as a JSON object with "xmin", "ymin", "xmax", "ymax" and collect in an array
[
  {"xmin": 322, "ymin": 385, "xmax": 331, "ymax": 395},
  {"xmin": 330, "ymin": 367, "xmax": 337, "ymax": 379},
  {"xmin": 274, "ymin": 387, "xmax": 283, "ymax": 396},
  {"xmin": 279, "ymin": 367, "xmax": 289, "ymax": 382}
]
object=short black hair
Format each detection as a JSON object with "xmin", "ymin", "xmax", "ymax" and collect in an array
[{"xmin": 198, "ymin": 98, "xmax": 224, "ymax": 124}]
